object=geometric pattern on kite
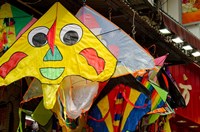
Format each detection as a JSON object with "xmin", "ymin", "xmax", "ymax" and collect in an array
[
  {"xmin": 139, "ymin": 74, "xmax": 167, "ymax": 111},
  {"xmin": 87, "ymin": 83, "xmax": 151, "ymax": 132},
  {"xmin": 136, "ymin": 73, "xmax": 168, "ymax": 126}
]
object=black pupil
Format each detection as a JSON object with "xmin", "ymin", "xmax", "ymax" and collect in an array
[
  {"xmin": 63, "ymin": 31, "xmax": 78, "ymax": 45},
  {"xmin": 32, "ymin": 33, "xmax": 47, "ymax": 47}
]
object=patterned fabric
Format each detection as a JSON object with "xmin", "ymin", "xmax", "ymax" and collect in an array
[
  {"xmin": 87, "ymin": 81, "xmax": 151, "ymax": 132},
  {"xmin": 139, "ymin": 74, "xmax": 167, "ymax": 111}
]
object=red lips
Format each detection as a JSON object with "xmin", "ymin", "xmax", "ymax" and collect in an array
[
  {"xmin": 80, "ymin": 48, "xmax": 105, "ymax": 75},
  {"xmin": 0, "ymin": 52, "xmax": 27, "ymax": 78}
]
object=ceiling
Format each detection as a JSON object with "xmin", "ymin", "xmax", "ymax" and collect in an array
[{"xmin": 5, "ymin": 0, "xmax": 196, "ymax": 66}]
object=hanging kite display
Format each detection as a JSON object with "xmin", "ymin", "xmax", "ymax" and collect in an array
[
  {"xmin": 16, "ymin": 3, "xmax": 154, "ymax": 130},
  {"xmin": 74, "ymin": 5, "xmax": 156, "ymax": 131},
  {"xmin": 0, "ymin": 1, "xmax": 188, "ymax": 132},
  {"xmin": 0, "ymin": 2, "xmax": 117, "ymax": 109},
  {"xmin": 0, "ymin": 3, "xmax": 34, "ymax": 52}
]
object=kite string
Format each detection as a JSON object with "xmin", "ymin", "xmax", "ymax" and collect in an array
[
  {"xmin": 83, "ymin": 0, "xmax": 86, "ymax": 5},
  {"xmin": 108, "ymin": 7, "xmax": 112, "ymax": 21},
  {"xmin": 131, "ymin": 11, "xmax": 136, "ymax": 39},
  {"xmin": 23, "ymin": 0, "xmax": 42, "ymax": 4},
  {"xmin": 122, "ymin": 91, "xmax": 148, "ymax": 109},
  {"xmin": 87, "ymin": 109, "xmax": 110, "ymax": 122}
]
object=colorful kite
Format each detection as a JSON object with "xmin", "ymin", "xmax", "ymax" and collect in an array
[
  {"xmin": 87, "ymin": 75, "xmax": 151, "ymax": 132},
  {"xmin": 139, "ymin": 74, "xmax": 167, "ymax": 112},
  {"xmin": 0, "ymin": 3, "xmax": 34, "ymax": 51},
  {"xmin": 76, "ymin": 5, "xmax": 155, "ymax": 77},
  {"xmin": 142, "ymin": 54, "xmax": 168, "ymax": 111},
  {"xmin": 0, "ymin": 2, "xmax": 117, "ymax": 109},
  {"xmin": 137, "ymin": 55, "xmax": 169, "ymax": 125},
  {"xmin": 141, "ymin": 54, "xmax": 178, "ymax": 125},
  {"xmin": 138, "ymin": 74, "xmax": 168, "ymax": 125},
  {"xmin": 46, "ymin": 5, "xmax": 155, "ymax": 128}
]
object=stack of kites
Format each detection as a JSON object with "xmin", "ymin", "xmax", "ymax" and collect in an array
[
  {"xmin": 0, "ymin": 3, "xmax": 36, "ymax": 52},
  {"xmin": 0, "ymin": 2, "xmax": 186, "ymax": 132}
]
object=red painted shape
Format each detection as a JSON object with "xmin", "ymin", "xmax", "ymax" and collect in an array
[
  {"xmin": 80, "ymin": 48, "xmax": 105, "ymax": 75},
  {"xmin": 0, "ymin": 52, "xmax": 27, "ymax": 78},
  {"xmin": 47, "ymin": 20, "xmax": 56, "ymax": 55}
]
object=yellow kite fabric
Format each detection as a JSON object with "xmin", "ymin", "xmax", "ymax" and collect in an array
[{"xmin": 0, "ymin": 2, "xmax": 117, "ymax": 85}]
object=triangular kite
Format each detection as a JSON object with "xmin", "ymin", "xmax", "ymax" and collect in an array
[{"xmin": 0, "ymin": 2, "xmax": 117, "ymax": 109}]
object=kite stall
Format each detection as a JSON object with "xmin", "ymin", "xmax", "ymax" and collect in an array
[{"xmin": 0, "ymin": 2, "xmax": 185, "ymax": 132}]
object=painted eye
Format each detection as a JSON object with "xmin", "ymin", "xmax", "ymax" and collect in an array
[
  {"xmin": 28, "ymin": 27, "xmax": 49, "ymax": 47},
  {"xmin": 60, "ymin": 24, "xmax": 83, "ymax": 45}
]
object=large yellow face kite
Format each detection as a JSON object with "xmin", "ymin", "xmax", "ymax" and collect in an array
[{"xmin": 0, "ymin": 2, "xmax": 117, "ymax": 86}]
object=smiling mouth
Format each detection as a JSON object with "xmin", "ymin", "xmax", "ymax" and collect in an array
[{"xmin": 40, "ymin": 67, "xmax": 65, "ymax": 80}]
